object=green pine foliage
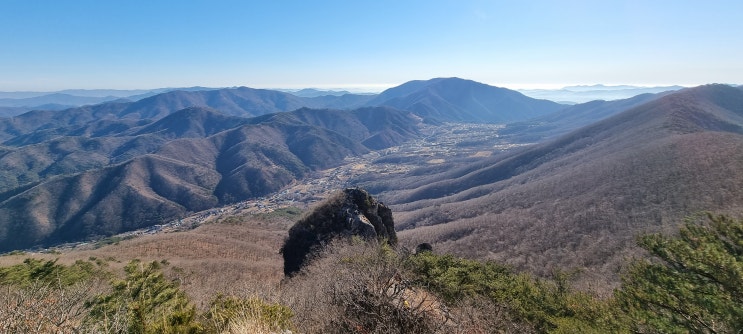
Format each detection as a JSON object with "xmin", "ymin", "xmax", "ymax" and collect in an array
[
  {"xmin": 85, "ymin": 260, "xmax": 202, "ymax": 334},
  {"xmin": 617, "ymin": 214, "xmax": 743, "ymax": 333},
  {"xmin": 0, "ymin": 258, "xmax": 106, "ymax": 287},
  {"xmin": 408, "ymin": 252, "xmax": 625, "ymax": 333}
]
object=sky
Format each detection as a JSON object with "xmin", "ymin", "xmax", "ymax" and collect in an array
[{"xmin": 1, "ymin": 0, "xmax": 741, "ymax": 92}]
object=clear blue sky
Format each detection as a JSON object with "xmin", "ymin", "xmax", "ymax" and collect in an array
[{"xmin": 1, "ymin": 0, "xmax": 741, "ymax": 91}]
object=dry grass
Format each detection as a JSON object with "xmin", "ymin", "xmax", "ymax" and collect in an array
[{"xmin": 221, "ymin": 318, "xmax": 281, "ymax": 334}]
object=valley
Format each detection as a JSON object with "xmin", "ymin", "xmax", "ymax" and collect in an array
[
  {"xmin": 38, "ymin": 122, "xmax": 517, "ymax": 253},
  {"xmin": 2, "ymin": 79, "xmax": 743, "ymax": 292},
  {"xmin": 2, "ymin": 80, "xmax": 743, "ymax": 333},
  {"xmin": 3, "ymin": 3, "xmax": 741, "ymax": 331},
  {"xmin": 273, "ymin": 122, "xmax": 515, "ymax": 208}
]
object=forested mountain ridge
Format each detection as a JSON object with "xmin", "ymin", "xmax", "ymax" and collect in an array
[
  {"xmin": 0, "ymin": 106, "xmax": 422, "ymax": 251},
  {"xmin": 0, "ymin": 77, "xmax": 566, "ymax": 252},
  {"xmin": 1, "ymin": 79, "xmax": 740, "ymax": 263},
  {"xmin": 0, "ymin": 78, "xmax": 561, "ymax": 143},
  {"xmin": 379, "ymin": 84, "xmax": 743, "ymax": 283}
]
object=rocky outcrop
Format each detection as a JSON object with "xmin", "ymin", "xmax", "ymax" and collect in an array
[{"xmin": 281, "ymin": 188, "xmax": 397, "ymax": 276}]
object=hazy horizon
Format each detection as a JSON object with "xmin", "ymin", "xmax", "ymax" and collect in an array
[{"xmin": 0, "ymin": 81, "xmax": 702, "ymax": 95}]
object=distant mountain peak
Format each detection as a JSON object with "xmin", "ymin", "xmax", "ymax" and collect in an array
[{"xmin": 367, "ymin": 77, "xmax": 565, "ymax": 123}]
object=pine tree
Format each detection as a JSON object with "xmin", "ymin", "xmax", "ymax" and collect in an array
[
  {"xmin": 85, "ymin": 260, "xmax": 201, "ymax": 333},
  {"xmin": 617, "ymin": 214, "xmax": 743, "ymax": 333}
]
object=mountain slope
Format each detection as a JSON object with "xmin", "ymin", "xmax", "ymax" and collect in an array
[
  {"xmin": 305, "ymin": 93, "xmax": 374, "ymax": 109},
  {"xmin": 0, "ymin": 106, "xmax": 35, "ymax": 117},
  {"xmin": 369, "ymin": 77, "xmax": 566, "ymax": 123},
  {"xmin": 116, "ymin": 87, "xmax": 377, "ymax": 120},
  {"xmin": 0, "ymin": 107, "xmax": 422, "ymax": 251},
  {"xmin": 134, "ymin": 106, "xmax": 249, "ymax": 139},
  {"xmin": 501, "ymin": 91, "xmax": 670, "ymax": 143},
  {"xmin": 0, "ymin": 108, "xmax": 244, "ymax": 191},
  {"xmin": 379, "ymin": 84, "xmax": 743, "ymax": 285}
]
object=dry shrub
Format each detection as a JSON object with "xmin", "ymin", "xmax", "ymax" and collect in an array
[
  {"xmin": 279, "ymin": 239, "xmax": 552, "ymax": 333},
  {"xmin": 450, "ymin": 297, "xmax": 536, "ymax": 334},
  {"xmin": 0, "ymin": 278, "xmax": 106, "ymax": 333},
  {"xmin": 281, "ymin": 240, "xmax": 451, "ymax": 334},
  {"xmin": 204, "ymin": 295, "xmax": 294, "ymax": 334}
]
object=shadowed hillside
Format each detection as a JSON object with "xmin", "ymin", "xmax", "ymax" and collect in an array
[
  {"xmin": 251, "ymin": 106, "xmax": 421, "ymax": 149},
  {"xmin": 0, "ymin": 107, "xmax": 243, "ymax": 192}
]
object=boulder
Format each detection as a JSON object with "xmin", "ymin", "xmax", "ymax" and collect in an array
[{"xmin": 281, "ymin": 188, "xmax": 397, "ymax": 276}]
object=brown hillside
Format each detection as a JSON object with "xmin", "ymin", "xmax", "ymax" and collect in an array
[{"xmin": 379, "ymin": 84, "xmax": 743, "ymax": 289}]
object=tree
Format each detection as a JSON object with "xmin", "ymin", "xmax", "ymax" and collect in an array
[
  {"xmin": 617, "ymin": 214, "xmax": 743, "ymax": 333},
  {"xmin": 85, "ymin": 260, "xmax": 201, "ymax": 334},
  {"xmin": 409, "ymin": 252, "xmax": 624, "ymax": 333}
]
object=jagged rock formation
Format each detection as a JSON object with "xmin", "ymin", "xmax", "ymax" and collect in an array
[{"xmin": 281, "ymin": 188, "xmax": 397, "ymax": 276}]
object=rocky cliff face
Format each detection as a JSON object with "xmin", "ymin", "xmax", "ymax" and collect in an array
[{"xmin": 281, "ymin": 188, "xmax": 397, "ymax": 276}]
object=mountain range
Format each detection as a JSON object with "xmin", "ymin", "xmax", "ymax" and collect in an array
[
  {"xmin": 0, "ymin": 77, "xmax": 565, "ymax": 251},
  {"xmin": 2, "ymin": 76, "xmax": 743, "ymax": 290},
  {"xmin": 0, "ymin": 105, "xmax": 424, "ymax": 251}
]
